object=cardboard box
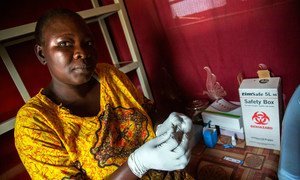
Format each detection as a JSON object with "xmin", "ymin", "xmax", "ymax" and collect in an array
[
  {"xmin": 219, "ymin": 126, "xmax": 245, "ymax": 139},
  {"xmin": 239, "ymin": 77, "xmax": 282, "ymax": 150},
  {"xmin": 201, "ymin": 99, "xmax": 243, "ymax": 131}
]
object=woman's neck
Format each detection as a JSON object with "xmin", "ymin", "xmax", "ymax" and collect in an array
[
  {"xmin": 43, "ymin": 78, "xmax": 100, "ymax": 117},
  {"xmin": 44, "ymin": 78, "xmax": 99, "ymax": 107}
]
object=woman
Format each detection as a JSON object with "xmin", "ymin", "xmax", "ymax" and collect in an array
[{"xmin": 14, "ymin": 8, "xmax": 193, "ymax": 179}]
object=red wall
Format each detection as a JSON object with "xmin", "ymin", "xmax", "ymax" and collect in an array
[
  {"xmin": 128, "ymin": 0, "xmax": 300, "ymax": 108},
  {"xmin": 105, "ymin": 0, "xmax": 300, "ymax": 112}
]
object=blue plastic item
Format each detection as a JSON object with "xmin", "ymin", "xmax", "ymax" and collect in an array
[
  {"xmin": 278, "ymin": 85, "xmax": 300, "ymax": 180},
  {"xmin": 203, "ymin": 128, "xmax": 218, "ymax": 148},
  {"xmin": 223, "ymin": 144, "xmax": 234, "ymax": 149}
]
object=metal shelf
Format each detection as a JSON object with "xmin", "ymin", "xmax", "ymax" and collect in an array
[
  {"xmin": 0, "ymin": 4, "xmax": 120, "ymax": 42},
  {"xmin": 0, "ymin": 0, "xmax": 153, "ymax": 135}
]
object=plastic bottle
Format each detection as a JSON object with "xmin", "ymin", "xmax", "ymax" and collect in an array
[{"xmin": 231, "ymin": 135, "xmax": 237, "ymax": 146}]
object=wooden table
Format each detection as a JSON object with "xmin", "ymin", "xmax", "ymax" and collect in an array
[{"xmin": 186, "ymin": 135, "xmax": 280, "ymax": 180}]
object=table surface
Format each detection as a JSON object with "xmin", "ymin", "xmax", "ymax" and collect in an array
[{"xmin": 186, "ymin": 135, "xmax": 280, "ymax": 180}]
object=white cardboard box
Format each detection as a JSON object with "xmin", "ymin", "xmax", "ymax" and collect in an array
[
  {"xmin": 219, "ymin": 126, "xmax": 245, "ymax": 139},
  {"xmin": 239, "ymin": 77, "xmax": 283, "ymax": 150},
  {"xmin": 201, "ymin": 99, "xmax": 243, "ymax": 131}
]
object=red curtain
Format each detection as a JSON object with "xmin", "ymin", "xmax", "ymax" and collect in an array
[{"xmin": 147, "ymin": 0, "xmax": 300, "ymax": 107}]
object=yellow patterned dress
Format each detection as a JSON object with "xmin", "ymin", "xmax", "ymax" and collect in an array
[
  {"xmin": 14, "ymin": 63, "xmax": 193, "ymax": 180},
  {"xmin": 14, "ymin": 63, "xmax": 152, "ymax": 179}
]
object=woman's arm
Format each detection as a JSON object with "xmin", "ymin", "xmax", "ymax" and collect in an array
[{"xmin": 108, "ymin": 162, "xmax": 137, "ymax": 180}]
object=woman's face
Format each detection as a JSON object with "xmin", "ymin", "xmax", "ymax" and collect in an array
[{"xmin": 41, "ymin": 15, "xmax": 97, "ymax": 86}]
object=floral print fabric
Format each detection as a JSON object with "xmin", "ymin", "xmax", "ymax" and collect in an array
[{"xmin": 14, "ymin": 63, "xmax": 155, "ymax": 179}]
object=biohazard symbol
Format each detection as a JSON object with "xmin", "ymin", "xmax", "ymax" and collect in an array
[{"xmin": 252, "ymin": 111, "xmax": 270, "ymax": 125}]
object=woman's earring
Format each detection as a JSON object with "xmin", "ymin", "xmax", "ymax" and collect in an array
[{"xmin": 42, "ymin": 60, "xmax": 47, "ymax": 65}]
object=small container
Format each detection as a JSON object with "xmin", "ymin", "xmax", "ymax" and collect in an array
[
  {"xmin": 203, "ymin": 127, "xmax": 218, "ymax": 148},
  {"xmin": 231, "ymin": 135, "xmax": 237, "ymax": 146}
]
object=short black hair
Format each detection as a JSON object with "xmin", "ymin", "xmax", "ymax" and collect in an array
[{"xmin": 34, "ymin": 8, "xmax": 84, "ymax": 45}]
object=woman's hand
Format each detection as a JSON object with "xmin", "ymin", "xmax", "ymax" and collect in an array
[
  {"xmin": 156, "ymin": 112, "xmax": 193, "ymax": 136},
  {"xmin": 156, "ymin": 112, "xmax": 194, "ymax": 165},
  {"xmin": 127, "ymin": 129, "xmax": 190, "ymax": 178}
]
